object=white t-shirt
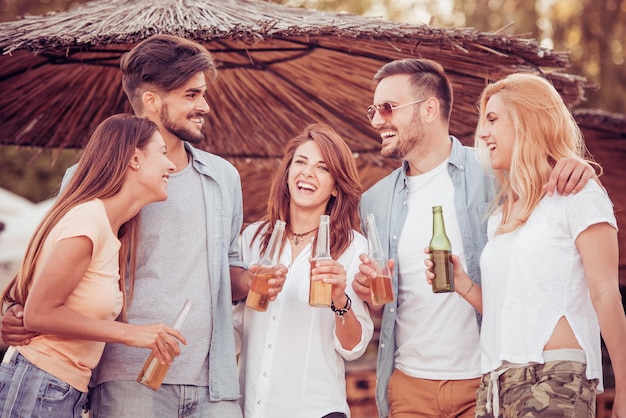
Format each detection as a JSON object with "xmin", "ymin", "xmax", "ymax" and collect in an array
[
  {"xmin": 480, "ymin": 181, "xmax": 617, "ymax": 391},
  {"xmin": 234, "ymin": 222, "xmax": 373, "ymax": 418},
  {"xmin": 395, "ymin": 160, "xmax": 481, "ymax": 379}
]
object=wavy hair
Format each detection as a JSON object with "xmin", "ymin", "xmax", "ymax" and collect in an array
[
  {"xmin": 474, "ymin": 73, "xmax": 600, "ymax": 233},
  {"xmin": 2, "ymin": 114, "xmax": 158, "ymax": 320},
  {"xmin": 254, "ymin": 123, "xmax": 362, "ymax": 259},
  {"xmin": 121, "ymin": 34, "xmax": 217, "ymax": 113}
]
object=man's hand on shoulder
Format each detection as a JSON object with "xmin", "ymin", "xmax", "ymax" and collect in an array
[{"xmin": 1, "ymin": 304, "xmax": 39, "ymax": 346}]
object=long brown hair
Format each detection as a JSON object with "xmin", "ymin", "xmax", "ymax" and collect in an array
[
  {"xmin": 2, "ymin": 114, "xmax": 158, "ymax": 320},
  {"xmin": 254, "ymin": 123, "xmax": 362, "ymax": 259}
]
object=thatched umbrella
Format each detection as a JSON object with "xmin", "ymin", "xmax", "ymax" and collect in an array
[
  {"xmin": 3, "ymin": 0, "xmax": 626, "ymax": 285},
  {"xmin": 0, "ymin": 0, "xmax": 591, "ymax": 223}
]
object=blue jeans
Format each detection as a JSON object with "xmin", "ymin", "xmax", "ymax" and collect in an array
[
  {"xmin": 0, "ymin": 350, "xmax": 88, "ymax": 417},
  {"xmin": 89, "ymin": 381, "xmax": 242, "ymax": 418}
]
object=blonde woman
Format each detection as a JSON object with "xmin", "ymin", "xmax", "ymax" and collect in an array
[
  {"xmin": 428, "ymin": 73, "xmax": 626, "ymax": 417},
  {"xmin": 0, "ymin": 114, "xmax": 182, "ymax": 417}
]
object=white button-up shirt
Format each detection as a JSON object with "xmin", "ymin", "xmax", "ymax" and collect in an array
[{"xmin": 234, "ymin": 222, "xmax": 373, "ymax": 418}]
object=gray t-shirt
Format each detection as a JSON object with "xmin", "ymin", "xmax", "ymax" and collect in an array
[{"xmin": 92, "ymin": 160, "xmax": 213, "ymax": 386}]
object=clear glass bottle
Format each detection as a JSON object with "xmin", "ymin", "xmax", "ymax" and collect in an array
[
  {"xmin": 246, "ymin": 220, "xmax": 286, "ymax": 312},
  {"xmin": 429, "ymin": 206, "xmax": 454, "ymax": 293},
  {"xmin": 309, "ymin": 215, "xmax": 333, "ymax": 307},
  {"xmin": 365, "ymin": 213, "xmax": 394, "ymax": 305},
  {"xmin": 137, "ymin": 299, "xmax": 193, "ymax": 390}
]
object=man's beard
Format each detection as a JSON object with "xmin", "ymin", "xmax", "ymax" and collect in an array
[
  {"xmin": 381, "ymin": 118, "xmax": 423, "ymax": 160},
  {"xmin": 160, "ymin": 105, "xmax": 205, "ymax": 144}
]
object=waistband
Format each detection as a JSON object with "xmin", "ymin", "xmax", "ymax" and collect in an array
[
  {"xmin": 1, "ymin": 346, "xmax": 19, "ymax": 364},
  {"xmin": 542, "ymin": 348, "xmax": 586, "ymax": 364},
  {"xmin": 485, "ymin": 349, "xmax": 586, "ymax": 416}
]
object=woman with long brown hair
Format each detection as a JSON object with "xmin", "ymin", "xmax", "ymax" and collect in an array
[
  {"xmin": 235, "ymin": 123, "xmax": 373, "ymax": 418},
  {"xmin": 0, "ymin": 114, "xmax": 183, "ymax": 417}
]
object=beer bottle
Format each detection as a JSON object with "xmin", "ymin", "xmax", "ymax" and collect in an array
[
  {"xmin": 309, "ymin": 215, "xmax": 333, "ymax": 307},
  {"xmin": 246, "ymin": 220, "xmax": 286, "ymax": 312},
  {"xmin": 429, "ymin": 206, "xmax": 454, "ymax": 293},
  {"xmin": 365, "ymin": 214, "xmax": 394, "ymax": 305},
  {"xmin": 137, "ymin": 299, "xmax": 193, "ymax": 390}
]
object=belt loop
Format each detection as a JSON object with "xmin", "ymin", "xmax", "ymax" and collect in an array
[{"xmin": 1, "ymin": 346, "xmax": 18, "ymax": 364}]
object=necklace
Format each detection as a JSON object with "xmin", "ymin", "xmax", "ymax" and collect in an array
[{"xmin": 289, "ymin": 227, "xmax": 318, "ymax": 245}]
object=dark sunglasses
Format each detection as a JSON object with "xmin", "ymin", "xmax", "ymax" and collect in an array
[{"xmin": 366, "ymin": 98, "xmax": 427, "ymax": 122}]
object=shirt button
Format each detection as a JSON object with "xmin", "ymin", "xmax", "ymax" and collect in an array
[
  {"xmin": 392, "ymin": 235, "xmax": 397, "ymax": 240},
  {"xmin": 272, "ymin": 315, "xmax": 278, "ymax": 320},
  {"xmin": 263, "ymin": 372, "xmax": 268, "ymax": 377},
  {"xmin": 268, "ymin": 344, "xmax": 273, "ymax": 349},
  {"xmin": 389, "ymin": 307, "xmax": 395, "ymax": 313},
  {"xmin": 380, "ymin": 343, "xmax": 385, "ymax": 349},
  {"xmin": 257, "ymin": 400, "xmax": 262, "ymax": 405}
]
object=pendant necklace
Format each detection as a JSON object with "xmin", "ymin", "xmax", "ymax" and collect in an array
[{"xmin": 290, "ymin": 227, "xmax": 318, "ymax": 245}]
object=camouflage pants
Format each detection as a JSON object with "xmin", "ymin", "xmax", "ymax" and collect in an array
[{"xmin": 475, "ymin": 359, "xmax": 597, "ymax": 418}]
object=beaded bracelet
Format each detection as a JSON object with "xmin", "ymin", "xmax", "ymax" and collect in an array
[{"xmin": 330, "ymin": 294, "xmax": 352, "ymax": 325}]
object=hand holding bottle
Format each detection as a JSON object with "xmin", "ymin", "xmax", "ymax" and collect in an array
[
  {"xmin": 126, "ymin": 322, "xmax": 186, "ymax": 365},
  {"xmin": 429, "ymin": 206, "xmax": 454, "ymax": 293},
  {"xmin": 310, "ymin": 257, "xmax": 347, "ymax": 302},
  {"xmin": 364, "ymin": 214, "xmax": 394, "ymax": 305},
  {"xmin": 247, "ymin": 220, "xmax": 286, "ymax": 312},
  {"xmin": 137, "ymin": 299, "xmax": 192, "ymax": 390},
  {"xmin": 424, "ymin": 248, "xmax": 483, "ymax": 312},
  {"xmin": 309, "ymin": 215, "xmax": 333, "ymax": 307},
  {"xmin": 353, "ymin": 253, "xmax": 395, "ymax": 313},
  {"xmin": 247, "ymin": 262, "xmax": 288, "ymax": 301}
]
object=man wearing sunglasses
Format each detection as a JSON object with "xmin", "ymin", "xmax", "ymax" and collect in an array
[{"xmin": 353, "ymin": 59, "xmax": 594, "ymax": 418}]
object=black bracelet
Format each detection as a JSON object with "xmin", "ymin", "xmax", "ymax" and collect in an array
[{"xmin": 330, "ymin": 294, "xmax": 352, "ymax": 324}]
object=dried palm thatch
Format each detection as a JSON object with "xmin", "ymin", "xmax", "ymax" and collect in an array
[
  {"xmin": 0, "ymin": 0, "xmax": 592, "ymax": 213},
  {"xmin": 0, "ymin": 0, "xmax": 590, "ymax": 152},
  {"xmin": 5, "ymin": 1, "xmax": 626, "ymax": 276}
]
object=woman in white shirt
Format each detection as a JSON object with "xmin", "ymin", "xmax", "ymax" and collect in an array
[
  {"xmin": 234, "ymin": 123, "xmax": 373, "ymax": 418},
  {"xmin": 427, "ymin": 73, "xmax": 626, "ymax": 417}
]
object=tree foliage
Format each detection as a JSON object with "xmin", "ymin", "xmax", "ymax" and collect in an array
[{"xmin": 274, "ymin": 0, "xmax": 624, "ymax": 114}]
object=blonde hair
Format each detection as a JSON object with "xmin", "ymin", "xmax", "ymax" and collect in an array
[{"xmin": 474, "ymin": 73, "xmax": 600, "ymax": 233}]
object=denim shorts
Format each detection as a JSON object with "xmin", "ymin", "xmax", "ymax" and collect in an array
[{"xmin": 0, "ymin": 347, "xmax": 88, "ymax": 417}]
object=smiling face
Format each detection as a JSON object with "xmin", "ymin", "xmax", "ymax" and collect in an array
[
  {"xmin": 135, "ymin": 131, "xmax": 176, "ymax": 202},
  {"xmin": 158, "ymin": 72, "xmax": 210, "ymax": 144},
  {"xmin": 287, "ymin": 140, "xmax": 337, "ymax": 213},
  {"xmin": 477, "ymin": 93, "xmax": 515, "ymax": 171},
  {"xmin": 371, "ymin": 74, "xmax": 427, "ymax": 160}
]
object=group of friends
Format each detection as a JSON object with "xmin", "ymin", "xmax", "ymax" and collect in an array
[{"xmin": 0, "ymin": 33, "xmax": 624, "ymax": 418}]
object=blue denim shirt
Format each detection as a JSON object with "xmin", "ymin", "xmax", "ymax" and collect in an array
[
  {"xmin": 186, "ymin": 143, "xmax": 246, "ymax": 401},
  {"xmin": 359, "ymin": 137, "xmax": 494, "ymax": 418}
]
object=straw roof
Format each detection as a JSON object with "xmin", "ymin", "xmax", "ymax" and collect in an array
[
  {"xmin": 2, "ymin": 0, "xmax": 625, "ymax": 280},
  {"xmin": 0, "ymin": 0, "xmax": 590, "ymax": 152}
]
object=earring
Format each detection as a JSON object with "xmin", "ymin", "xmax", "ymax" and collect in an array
[{"xmin": 135, "ymin": 164, "xmax": 140, "ymax": 169}]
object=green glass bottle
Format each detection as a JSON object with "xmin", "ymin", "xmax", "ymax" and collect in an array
[{"xmin": 429, "ymin": 206, "xmax": 454, "ymax": 293}]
